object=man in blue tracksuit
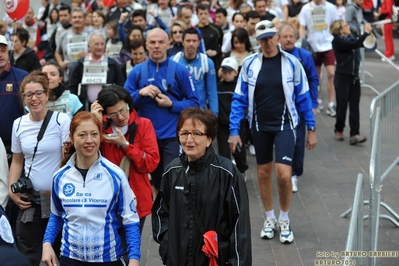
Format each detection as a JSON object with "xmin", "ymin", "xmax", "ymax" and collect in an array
[
  {"xmin": 124, "ymin": 28, "xmax": 199, "ymax": 195},
  {"xmin": 228, "ymin": 21, "xmax": 317, "ymax": 245},
  {"xmin": 279, "ymin": 24, "xmax": 319, "ymax": 193},
  {"xmin": 171, "ymin": 28, "xmax": 218, "ymax": 115}
]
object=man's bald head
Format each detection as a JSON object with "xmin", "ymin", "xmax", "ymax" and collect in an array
[
  {"xmin": 147, "ymin": 28, "xmax": 169, "ymax": 42},
  {"xmin": 146, "ymin": 29, "xmax": 169, "ymax": 63}
]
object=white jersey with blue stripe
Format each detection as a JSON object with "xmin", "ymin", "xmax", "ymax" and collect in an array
[{"xmin": 48, "ymin": 152, "xmax": 140, "ymax": 262}]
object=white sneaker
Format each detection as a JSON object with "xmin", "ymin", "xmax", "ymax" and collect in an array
[
  {"xmin": 292, "ymin": 175, "xmax": 298, "ymax": 193},
  {"xmin": 279, "ymin": 220, "xmax": 294, "ymax": 244},
  {"xmin": 249, "ymin": 145, "xmax": 256, "ymax": 156},
  {"xmin": 316, "ymin": 102, "xmax": 324, "ymax": 113},
  {"xmin": 381, "ymin": 55, "xmax": 395, "ymax": 61},
  {"xmin": 326, "ymin": 104, "xmax": 336, "ymax": 117},
  {"xmin": 260, "ymin": 219, "xmax": 277, "ymax": 239}
]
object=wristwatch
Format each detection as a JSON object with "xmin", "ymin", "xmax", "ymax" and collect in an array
[
  {"xmin": 121, "ymin": 141, "xmax": 129, "ymax": 149},
  {"xmin": 308, "ymin": 126, "xmax": 316, "ymax": 132}
]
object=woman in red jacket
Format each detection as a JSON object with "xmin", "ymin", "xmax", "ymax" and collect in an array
[{"xmin": 91, "ymin": 84, "xmax": 160, "ymax": 233}]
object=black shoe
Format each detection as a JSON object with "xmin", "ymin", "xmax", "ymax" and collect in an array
[{"xmin": 349, "ymin": 135, "xmax": 367, "ymax": 145}]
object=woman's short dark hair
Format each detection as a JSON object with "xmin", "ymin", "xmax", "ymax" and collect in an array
[
  {"xmin": 231, "ymin": 28, "xmax": 252, "ymax": 53},
  {"xmin": 11, "ymin": 28, "xmax": 30, "ymax": 47},
  {"xmin": 126, "ymin": 25, "xmax": 145, "ymax": 50},
  {"xmin": 176, "ymin": 107, "xmax": 218, "ymax": 141},
  {"xmin": 130, "ymin": 40, "xmax": 146, "ymax": 52},
  {"xmin": 232, "ymin": 12, "xmax": 244, "ymax": 22},
  {"xmin": 42, "ymin": 59, "xmax": 64, "ymax": 78},
  {"xmin": 97, "ymin": 84, "xmax": 133, "ymax": 114}
]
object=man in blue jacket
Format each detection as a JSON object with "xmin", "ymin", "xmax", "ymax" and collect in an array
[
  {"xmin": 279, "ymin": 24, "xmax": 319, "ymax": 193},
  {"xmin": 171, "ymin": 28, "xmax": 218, "ymax": 115},
  {"xmin": 124, "ymin": 28, "xmax": 199, "ymax": 195},
  {"xmin": 228, "ymin": 21, "xmax": 317, "ymax": 245},
  {"xmin": 0, "ymin": 35, "xmax": 28, "ymax": 160}
]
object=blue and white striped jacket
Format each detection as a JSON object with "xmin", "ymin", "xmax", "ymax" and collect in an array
[
  {"xmin": 43, "ymin": 152, "xmax": 140, "ymax": 263},
  {"xmin": 229, "ymin": 45, "xmax": 315, "ymax": 135}
]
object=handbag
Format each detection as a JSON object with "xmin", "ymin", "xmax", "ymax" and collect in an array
[{"xmin": 182, "ymin": 174, "xmax": 230, "ymax": 265}]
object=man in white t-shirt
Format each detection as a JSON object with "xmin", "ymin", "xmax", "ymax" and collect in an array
[{"xmin": 298, "ymin": 0, "xmax": 338, "ymax": 117}]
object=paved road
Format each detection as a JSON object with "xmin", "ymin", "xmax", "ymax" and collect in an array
[{"xmin": 139, "ymin": 39, "xmax": 399, "ymax": 266}]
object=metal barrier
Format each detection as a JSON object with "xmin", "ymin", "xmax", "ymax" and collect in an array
[
  {"xmin": 370, "ymin": 80, "xmax": 399, "ymax": 184},
  {"xmin": 359, "ymin": 48, "xmax": 379, "ymax": 95},
  {"xmin": 340, "ymin": 173, "xmax": 365, "ymax": 266},
  {"xmin": 368, "ymin": 81, "xmax": 399, "ymax": 266},
  {"xmin": 341, "ymin": 81, "xmax": 399, "ymax": 266}
]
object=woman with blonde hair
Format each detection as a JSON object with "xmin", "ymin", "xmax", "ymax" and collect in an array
[
  {"xmin": 330, "ymin": 19, "xmax": 372, "ymax": 144},
  {"xmin": 167, "ymin": 20, "xmax": 187, "ymax": 57}
]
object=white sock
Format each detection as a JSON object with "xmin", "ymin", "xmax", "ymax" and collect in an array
[
  {"xmin": 328, "ymin": 102, "xmax": 335, "ymax": 108},
  {"xmin": 279, "ymin": 210, "xmax": 289, "ymax": 222},
  {"xmin": 265, "ymin": 210, "xmax": 276, "ymax": 220},
  {"xmin": 317, "ymin": 99, "xmax": 322, "ymax": 104},
  {"xmin": 292, "ymin": 175, "xmax": 297, "ymax": 180}
]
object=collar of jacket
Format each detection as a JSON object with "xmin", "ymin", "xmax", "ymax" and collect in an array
[
  {"xmin": 257, "ymin": 43, "xmax": 287, "ymax": 61},
  {"xmin": 49, "ymin": 83, "xmax": 66, "ymax": 101},
  {"xmin": 180, "ymin": 146, "xmax": 216, "ymax": 172}
]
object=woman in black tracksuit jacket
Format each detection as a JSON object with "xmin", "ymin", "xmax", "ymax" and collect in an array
[
  {"xmin": 152, "ymin": 108, "xmax": 252, "ymax": 266},
  {"xmin": 331, "ymin": 19, "xmax": 372, "ymax": 145}
]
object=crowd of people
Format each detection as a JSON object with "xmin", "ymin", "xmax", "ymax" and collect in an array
[{"xmin": 0, "ymin": 0, "xmax": 396, "ymax": 264}]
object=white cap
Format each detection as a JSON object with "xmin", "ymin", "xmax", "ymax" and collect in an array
[
  {"xmin": 0, "ymin": 35, "xmax": 7, "ymax": 46},
  {"xmin": 221, "ymin": 57, "xmax": 238, "ymax": 72},
  {"xmin": 255, "ymin": 20, "xmax": 276, "ymax": 40}
]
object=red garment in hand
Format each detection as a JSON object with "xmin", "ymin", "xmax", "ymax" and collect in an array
[{"xmin": 202, "ymin": 230, "xmax": 218, "ymax": 266}]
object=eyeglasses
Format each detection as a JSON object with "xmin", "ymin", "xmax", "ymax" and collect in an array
[
  {"xmin": 178, "ymin": 131, "xmax": 207, "ymax": 140},
  {"xmin": 256, "ymin": 23, "xmax": 275, "ymax": 31},
  {"xmin": 23, "ymin": 90, "xmax": 46, "ymax": 99},
  {"xmin": 172, "ymin": 30, "xmax": 183, "ymax": 34},
  {"xmin": 107, "ymin": 106, "xmax": 129, "ymax": 119}
]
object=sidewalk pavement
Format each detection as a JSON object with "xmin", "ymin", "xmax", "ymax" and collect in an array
[{"xmin": 139, "ymin": 49, "xmax": 399, "ymax": 266}]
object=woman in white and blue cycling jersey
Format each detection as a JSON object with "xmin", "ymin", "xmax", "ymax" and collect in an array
[{"xmin": 42, "ymin": 111, "xmax": 140, "ymax": 266}]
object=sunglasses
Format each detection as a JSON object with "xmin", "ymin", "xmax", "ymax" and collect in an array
[
  {"xmin": 256, "ymin": 23, "xmax": 275, "ymax": 31},
  {"xmin": 172, "ymin": 30, "xmax": 183, "ymax": 34}
]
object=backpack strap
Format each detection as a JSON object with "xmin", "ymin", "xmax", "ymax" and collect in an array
[
  {"xmin": 169, "ymin": 4, "xmax": 175, "ymax": 17},
  {"xmin": 140, "ymin": 61, "xmax": 149, "ymax": 88},
  {"xmin": 26, "ymin": 110, "xmax": 54, "ymax": 179},
  {"xmin": 166, "ymin": 59, "xmax": 177, "ymax": 94}
]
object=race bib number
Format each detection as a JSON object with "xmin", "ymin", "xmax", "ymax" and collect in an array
[
  {"xmin": 24, "ymin": 24, "xmax": 37, "ymax": 48},
  {"xmin": 67, "ymin": 42, "xmax": 87, "ymax": 61},
  {"xmin": 47, "ymin": 91, "xmax": 72, "ymax": 118},
  {"xmin": 311, "ymin": 7, "xmax": 327, "ymax": 31},
  {"xmin": 106, "ymin": 43, "xmax": 123, "ymax": 58},
  {"xmin": 82, "ymin": 59, "xmax": 108, "ymax": 85}
]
